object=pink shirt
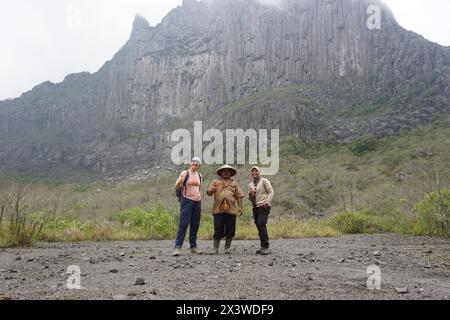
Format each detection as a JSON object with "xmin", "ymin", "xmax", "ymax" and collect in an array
[{"xmin": 179, "ymin": 170, "xmax": 202, "ymax": 202}]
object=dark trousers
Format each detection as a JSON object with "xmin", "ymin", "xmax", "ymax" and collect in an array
[
  {"xmin": 214, "ymin": 213, "xmax": 237, "ymax": 240},
  {"xmin": 175, "ymin": 197, "xmax": 201, "ymax": 249},
  {"xmin": 253, "ymin": 206, "xmax": 270, "ymax": 249}
]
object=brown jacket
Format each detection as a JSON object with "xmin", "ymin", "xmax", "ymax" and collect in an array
[{"xmin": 208, "ymin": 179, "xmax": 244, "ymax": 215}]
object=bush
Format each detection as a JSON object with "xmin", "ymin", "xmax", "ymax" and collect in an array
[
  {"xmin": 350, "ymin": 135, "xmax": 377, "ymax": 154},
  {"xmin": 43, "ymin": 218, "xmax": 106, "ymax": 242},
  {"xmin": 327, "ymin": 211, "xmax": 383, "ymax": 234},
  {"xmin": 415, "ymin": 190, "xmax": 450, "ymax": 237},
  {"xmin": 0, "ymin": 212, "xmax": 47, "ymax": 248},
  {"xmin": 116, "ymin": 205, "xmax": 178, "ymax": 239},
  {"xmin": 0, "ymin": 181, "xmax": 48, "ymax": 247}
]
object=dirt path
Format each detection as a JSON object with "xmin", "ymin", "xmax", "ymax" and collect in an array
[{"xmin": 1, "ymin": 234, "xmax": 449, "ymax": 300}]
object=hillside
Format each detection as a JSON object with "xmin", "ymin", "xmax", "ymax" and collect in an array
[{"xmin": 0, "ymin": 0, "xmax": 449, "ymax": 173}]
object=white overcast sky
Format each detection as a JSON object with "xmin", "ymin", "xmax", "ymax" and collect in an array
[{"xmin": 0, "ymin": 0, "xmax": 449, "ymax": 100}]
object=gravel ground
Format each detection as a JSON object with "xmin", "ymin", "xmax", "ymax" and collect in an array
[{"xmin": 0, "ymin": 234, "xmax": 449, "ymax": 300}]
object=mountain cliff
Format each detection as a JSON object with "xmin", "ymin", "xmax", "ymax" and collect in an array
[{"xmin": 0, "ymin": 0, "xmax": 449, "ymax": 173}]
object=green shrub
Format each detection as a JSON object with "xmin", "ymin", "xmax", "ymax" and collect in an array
[
  {"xmin": 415, "ymin": 190, "xmax": 450, "ymax": 237},
  {"xmin": 327, "ymin": 211, "xmax": 383, "ymax": 234},
  {"xmin": 350, "ymin": 135, "xmax": 377, "ymax": 154},
  {"xmin": 0, "ymin": 181, "xmax": 48, "ymax": 248},
  {"xmin": 375, "ymin": 208, "xmax": 415, "ymax": 235},
  {"xmin": 116, "ymin": 205, "xmax": 178, "ymax": 239},
  {"xmin": 46, "ymin": 218, "xmax": 92, "ymax": 233},
  {"xmin": 0, "ymin": 211, "xmax": 46, "ymax": 248}
]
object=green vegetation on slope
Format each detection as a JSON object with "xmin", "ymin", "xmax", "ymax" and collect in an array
[{"xmin": 0, "ymin": 123, "xmax": 449, "ymax": 247}]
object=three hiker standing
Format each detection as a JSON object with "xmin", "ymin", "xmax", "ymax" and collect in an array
[
  {"xmin": 207, "ymin": 165, "xmax": 244, "ymax": 254},
  {"xmin": 248, "ymin": 166, "xmax": 274, "ymax": 255},
  {"xmin": 173, "ymin": 162, "xmax": 274, "ymax": 257},
  {"xmin": 173, "ymin": 157, "xmax": 203, "ymax": 256}
]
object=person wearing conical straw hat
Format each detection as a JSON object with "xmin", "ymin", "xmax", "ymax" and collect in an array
[
  {"xmin": 248, "ymin": 166, "xmax": 274, "ymax": 255},
  {"xmin": 207, "ymin": 165, "xmax": 244, "ymax": 254}
]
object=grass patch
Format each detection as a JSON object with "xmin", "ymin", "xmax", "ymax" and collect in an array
[
  {"xmin": 1, "ymin": 199, "xmax": 448, "ymax": 247},
  {"xmin": 327, "ymin": 211, "xmax": 384, "ymax": 234},
  {"xmin": 325, "ymin": 209, "xmax": 415, "ymax": 235},
  {"xmin": 415, "ymin": 190, "xmax": 450, "ymax": 237},
  {"xmin": 41, "ymin": 219, "xmax": 130, "ymax": 242},
  {"xmin": 37, "ymin": 207, "xmax": 342, "ymax": 243}
]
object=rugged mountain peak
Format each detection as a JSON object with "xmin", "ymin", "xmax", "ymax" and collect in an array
[
  {"xmin": 33, "ymin": 81, "xmax": 55, "ymax": 90},
  {"xmin": 130, "ymin": 14, "xmax": 150, "ymax": 38},
  {"xmin": 182, "ymin": 0, "xmax": 198, "ymax": 7}
]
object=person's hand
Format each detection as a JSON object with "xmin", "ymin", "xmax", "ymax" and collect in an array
[
  {"xmin": 263, "ymin": 203, "xmax": 269, "ymax": 209},
  {"xmin": 208, "ymin": 186, "xmax": 216, "ymax": 195},
  {"xmin": 176, "ymin": 173, "xmax": 186, "ymax": 188},
  {"xmin": 238, "ymin": 208, "xmax": 243, "ymax": 217}
]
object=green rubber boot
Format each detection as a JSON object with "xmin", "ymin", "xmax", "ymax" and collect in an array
[
  {"xmin": 225, "ymin": 238, "xmax": 233, "ymax": 254},
  {"xmin": 210, "ymin": 240, "xmax": 220, "ymax": 255}
]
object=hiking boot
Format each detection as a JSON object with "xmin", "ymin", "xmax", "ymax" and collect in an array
[
  {"xmin": 260, "ymin": 248, "xmax": 270, "ymax": 255},
  {"xmin": 256, "ymin": 248, "xmax": 262, "ymax": 255},
  {"xmin": 191, "ymin": 247, "xmax": 203, "ymax": 254},
  {"xmin": 225, "ymin": 238, "xmax": 233, "ymax": 254},
  {"xmin": 210, "ymin": 240, "xmax": 220, "ymax": 255},
  {"xmin": 172, "ymin": 248, "xmax": 181, "ymax": 257}
]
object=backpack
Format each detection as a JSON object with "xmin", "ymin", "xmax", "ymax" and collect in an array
[{"xmin": 176, "ymin": 171, "xmax": 203, "ymax": 202}]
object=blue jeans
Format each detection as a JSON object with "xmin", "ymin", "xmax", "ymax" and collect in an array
[{"xmin": 175, "ymin": 197, "xmax": 201, "ymax": 249}]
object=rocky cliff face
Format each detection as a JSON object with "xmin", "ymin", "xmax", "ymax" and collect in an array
[{"xmin": 0, "ymin": 0, "xmax": 449, "ymax": 173}]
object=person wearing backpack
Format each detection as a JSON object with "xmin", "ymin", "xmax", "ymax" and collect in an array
[{"xmin": 173, "ymin": 157, "xmax": 203, "ymax": 257}]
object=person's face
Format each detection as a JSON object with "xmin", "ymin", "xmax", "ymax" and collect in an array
[
  {"xmin": 251, "ymin": 169, "xmax": 259, "ymax": 179},
  {"xmin": 191, "ymin": 161, "xmax": 200, "ymax": 170},
  {"xmin": 221, "ymin": 169, "xmax": 232, "ymax": 179}
]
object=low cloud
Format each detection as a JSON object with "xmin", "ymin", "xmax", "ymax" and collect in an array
[{"xmin": 257, "ymin": 0, "xmax": 285, "ymax": 8}]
